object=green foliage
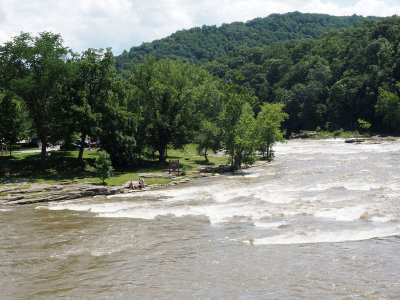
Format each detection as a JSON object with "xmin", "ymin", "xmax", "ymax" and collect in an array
[
  {"xmin": 375, "ymin": 86, "xmax": 400, "ymax": 132},
  {"xmin": 115, "ymin": 12, "xmax": 375, "ymax": 70},
  {"xmin": 221, "ymin": 85, "xmax": 257, "ymax": 171},
  {"xmin": 128, "ymin": 58, "xmax": 220, "ymax": 163},
  {"xmin": 255, "ymin": 103, "xmax": 288, "ymax": 159},
  {"xmin": 0, "ymin": 32, "xmax": 70, "ymax": 167},
  {"xmin": 233, "ymin": 103, "xmax": 258, "ymax": 169},
  {"xmin": 4, "ymin": 12, "xmax": 400, "ymax": 182},
  {"xmin": 95, "ymin": 150, "xmax": 114, "ymax": 184},
  {"xmin": 195, "ymin": 120, "xmax": 222, "ymax": 161},
  {"xmin": 69, "ymin": 48, "xmax": 118, "ymax": 163},
  {"xmin": 0, "ymin": 92, "xmax": 22, "ymax": 154},
  {"xmin": 202, "ymin": 16, "xmax": 400, "ymax": 134},
  {"xmin": 181, "ymin": 164, "xmax": 190, "ymax": 176},
  {"xmin": 357, "ymin": 119, "xmax": 371, "ymax": 130}
]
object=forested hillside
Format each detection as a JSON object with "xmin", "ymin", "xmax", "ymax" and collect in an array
[
  {"xmin": 3, "ymin": 14, "xmax": 400, "ymax": 173},
  {"xmin": 204, "ymin": 16, "xmax": 400, "ymax": 134},
  {"xmin": 115, "ymin": 12, "xmax": 377, "ymax": 71}
]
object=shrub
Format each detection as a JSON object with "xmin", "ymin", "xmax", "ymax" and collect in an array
[{"xmin": 95, "ymin": 150, "xmax": 114, "ymax": 184}]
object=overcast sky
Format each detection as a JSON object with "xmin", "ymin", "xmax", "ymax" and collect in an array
[{"xmin": 0, "ymin": 0, "xmax": 400, "ymax": 55}]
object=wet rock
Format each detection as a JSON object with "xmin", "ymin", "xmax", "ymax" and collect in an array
[
  {"xmin": 3, "ymin": 185, "xmax": 124, "ymax": 206},
  {"xmin": 292, "ymin": 132, "xmax": 318, "ymax": 139},
  {"xmin": 345, "ymin": 138, "xmax": 366, "ymax": 143}
]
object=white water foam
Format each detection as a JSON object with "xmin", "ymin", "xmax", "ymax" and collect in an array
[
  {"xmin": 252, "ymin": 226, "xmax": 400, "ymax": 245},
  {"xmin": 315, "ymin": 205, "xmax": 369, "ymax": 222},
  {"xmin": 254, "ymin": 222, "xmax": 289, "ymax": 229},
  {"xmin": 97, "ymin": 202, "xmax": 264, "ymax": 224}
]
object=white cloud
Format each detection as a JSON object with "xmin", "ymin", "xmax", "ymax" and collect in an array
[{"xmin": 0, "ymin": 0, "xmax": 399, "ymax": 55}]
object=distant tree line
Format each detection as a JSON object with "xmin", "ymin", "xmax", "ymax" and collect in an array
[
  {"xmin": 204, "ymin": 16, "xmax": 400, "ymax": 134},
  {"xmin": 3, "ymin": 13, "xmax": 399, "ymax": 171},
  {"xmin": 0, "ymin": 32, "xmax": 287, "ymax": 171},
  {"xmin": 115, "ymin": 12, "xmax": 400, "ymax": 135},
  {"xmin": 115, "ymin": 12, "xmax": 377, "ymax": 70}
]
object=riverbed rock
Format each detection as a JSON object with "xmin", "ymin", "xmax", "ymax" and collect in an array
[
  {"xmin": 2, "ymin": 184, "xmax": 125, "ymax": 206},
  {"xmin": 292, "ymin": 132, "xmax": 318, "ymax": 139},
  {"xmin": 345, "ymin": 138, "xmax": 366, "ymax": 143}
]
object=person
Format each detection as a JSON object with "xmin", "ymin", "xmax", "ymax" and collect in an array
[
  {"xmin": 139, "ymin": 178, "xmax": 145, "ymax": 188},
  {"xmin": 129, "ymin": 181, "xmax": 134, "ymax": 189},
  {"xmin": 5, "ymin": 172, "xmax": 10, "ymax": 182}
]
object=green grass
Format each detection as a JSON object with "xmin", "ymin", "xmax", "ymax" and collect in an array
[
  {"xmin": 0, "ymin": 150, "xmax": 97, "ymax": 184},
  {"xmin": 0, "ymin": 145, "xmax": 229, "ymax": 187}
]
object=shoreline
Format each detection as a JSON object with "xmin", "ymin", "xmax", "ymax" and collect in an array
[
  {"xmin": 0, "ymin": 160, "xmax": 271, "ymax": 206},
  {"xmin": 0, "ymin": 173, "xmax": 215, "ymax": 206},
  {"xmin": 7, "ymin": 135, "xmax": 394, "ymax": 206}
]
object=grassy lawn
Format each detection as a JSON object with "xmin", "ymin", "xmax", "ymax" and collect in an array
[{"xmin": 0, "ymin": 145, "xmax": 228, "ymax": 186}]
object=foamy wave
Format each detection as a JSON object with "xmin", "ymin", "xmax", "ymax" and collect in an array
[
  {"xmin": 47, "ymin": 201, "xmax": 135, "ymax": 213},
  {"xmin": 252, "ymin": 226, "xmax": 400, "ymax": 245},
  {"xmin": 371, "ymin": 216, "xmax": 393, "ymax": 223},
  {"xmin": 97, "ymin": 203, "xmax": 259, "ymax": 224},
  {"xmin": 254, "ymin": 222, "xmax": 289, "ymax": 229},
  {"xmin": 244, "ymin": 173, "xmax": 260, "ymax": 178},
  {"xmin": 315, "ymin": 205, "xmax": 368, "ymax": 221}
]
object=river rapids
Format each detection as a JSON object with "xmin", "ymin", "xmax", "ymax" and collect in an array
[{"xmin": 1, "ymin": 139, "xmax": 399, "ymax": 299}]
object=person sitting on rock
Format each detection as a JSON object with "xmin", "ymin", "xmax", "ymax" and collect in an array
[
  {"xmin": 139, "ymin": 178, "xmax": 145, "ymax": 188},
  {"xmin": 129, "ymin": 181, "xmax": 134, "ymax": 189}
]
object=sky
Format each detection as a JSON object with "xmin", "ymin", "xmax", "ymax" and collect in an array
[{"xmin": 0, "ymin": 0, "xmax": 400, "ymax": 55}]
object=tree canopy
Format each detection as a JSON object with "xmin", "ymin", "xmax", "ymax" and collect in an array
[
  {"xmin": 3, "ymin": 12, "xmax": 400, "ymax": 175},
  {"xmin": 203, "ymin": 16, "xmax": 400, "ymax": 134},
  {"xmin": 115, "ymin": 12, "xmax": 377, "ymax": 71},
  {"xmin": 0, "ymin": 32, "xmax": 70, "ymax": 167}
]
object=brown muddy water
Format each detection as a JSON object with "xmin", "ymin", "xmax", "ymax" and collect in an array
[{"xmin": 1, "ymin": 139, "xmax": 400, "ymax": 299}]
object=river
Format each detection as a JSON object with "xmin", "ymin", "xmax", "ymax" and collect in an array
[{"xmin": 1, "ymin": 139, "xmax": 399, "ymax": 299}]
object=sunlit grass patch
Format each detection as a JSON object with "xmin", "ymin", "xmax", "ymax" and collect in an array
[{"xmin": 1, "ymin": 145, "xmax": 228, "ymax": 186}]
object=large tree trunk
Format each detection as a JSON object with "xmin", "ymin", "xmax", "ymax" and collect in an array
[
  {"xmin": 158, "ymin": 134, "xmax": 168, "ymax": 164},
  {"xmin": 78, "ymin": 132, "xmax": 86, "ymax": 164},
  {"xmin": 40, "ymin": 138, "xmax": 47, "ymax": 169},
  {"xmin": 158, "ymin": 147, "xmax": 166, "ymax": 164}
]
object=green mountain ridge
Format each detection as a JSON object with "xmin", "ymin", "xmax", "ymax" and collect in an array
[
  {"xmin": 115, "ymin": 12, "xmax": 379, "ymax": 72},
  {"xmin": 204, "ymin": 15, "xmax": 400, "ymax": 133}
]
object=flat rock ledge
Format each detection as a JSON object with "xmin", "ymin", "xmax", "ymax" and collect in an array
[
  {"xmin": 0, "ymin": 172, "xmax": 223, "ymax": 206},
  {"xmin": 1, "ymin": 184, "xmax": 124, "ymax": 206}
]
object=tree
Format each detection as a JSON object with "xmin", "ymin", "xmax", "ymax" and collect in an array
[
  {"xmin": 0, "ymin": 92, "xmax": 22, "ymax": 155},
  {"xmin": 195, "ymin": 120, "xmax": 222, "ymax": 161},
  {"xmin": 97, "ymin": 77, "xmax": 138, "ymax": 167},
  {"xmin": 233, "ymin": 103, "xmax": 257, "ymax": 169},
  {"xmin": 375, "ymin": 85, "xmax": 400, "ymax": 132},
  {"xmin": 115, "ymin": 12, "xmax": 371, "ymax": 69},
  {"xmin": 255, "ymin": 103, "xmax": 288, "ymax": 159},
  {"xmin": 357, "ymin": 118, "xmax": 371, "ymax": 135},
  {"xmin": 221, "ymin": 84, "xmax": 257, "ymax": 171},
  {"xmin": 130, "ymin": 58, "xmax": 216, "ymax": 163},
  {"xmin": 0, "ymin": 32, "xmax": 70, "ymax": 168},
  {"xmin": 70, "ymin": 48, "xmax": 116, "ymax": 164},
  {"xmin": 95, "ymin": 150, "xmax": 114, "ymax": 184}
]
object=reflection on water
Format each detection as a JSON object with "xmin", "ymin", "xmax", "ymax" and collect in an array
[{"xmin": 1, "ymin": 139, "xmax": 400, "ymax": 299}]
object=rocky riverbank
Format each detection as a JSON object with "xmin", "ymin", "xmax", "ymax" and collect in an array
[
  {"xmin": 0, "ymin": 166, "xmax": 232, "ymax": 206},
  {"xmin": 0, "ymin": 182, "xmax": 124, "ymax": 205}
]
